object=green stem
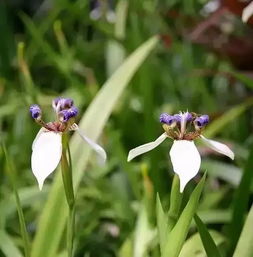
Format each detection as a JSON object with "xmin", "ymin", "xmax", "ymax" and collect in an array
[
  {"xmin": 61, "ymin": 134, "xmax": 75, "ymax": 257},
  {"xmin": 167, "ymin": 175, "xmax": 183, "ymax": 232},
  {"xmin": 2, "ymin": 144, "xmax": 30, "ymax": 257}
]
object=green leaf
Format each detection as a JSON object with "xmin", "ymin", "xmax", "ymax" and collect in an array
[
  {"xmin": 201, "ymin": 160, "xmax": 241, "ymax": 187},
  {"xmin": 197, "ymin": 210, "xmax": 231, "ymax": 225},
  {"xmin": 194, "ymin": 215, "xmax": 223, "ymax": 257},
  {"xmin": 162, "ymin": 174, "xmax": 206, "ymax": 257},
  {"xmin": 31, "ymin": 36, "xmax": 159, "ymax": 257},
  {"xmin": 232, "ymin": 72, "xmax": 253, "ymax": 90},
  {"xmin": 233, "ymin": 204, "xmax": 253, "ymax": 257},
  {"xmin": 167, "ymin": 175, "xmax": 183, "ymax": 232},
  {"xmin": 204, "ymin": 99, "xmax": 253, "ymax": 138},
  {"xmin": 133, "ymin": 205, "xmax": 156, "ymax": 257},
  {"xmin": 179, "ymin": 231, "xmax": 225, "ymax": 257},
  {"xmin": 227, "ymin": 146, "xmax": 253, "ymax": 255},
  {"xmin": 2, "ymin": 144, "xmax": 30, "ymax": 257},
  {"xmin": 0, "ymin": 230, "xmax": 23, "ymax": 257},
  {"xmin": 156, "ymin": 194, "xmax": 168, "ymax": 253}
]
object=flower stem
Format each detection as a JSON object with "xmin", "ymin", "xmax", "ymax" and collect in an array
[
  {"xmin": 167, "ymin": 175, "xmax": 183, "ymax": 231},
  {"xmin": 61, "ymin": 134, "xmax": 75, "ymax": 257}
]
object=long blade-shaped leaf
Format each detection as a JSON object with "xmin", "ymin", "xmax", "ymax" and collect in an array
[
  {"xmin": 0, "ymin": 230, "xmax": 23, "ymax": 257},
  {"xmin": 2, "ymin": 144, "xmax": 30, "ymax": 257},
  {"xmin": 162, "ymin": 174, "xmax": 206, "ymax": 257},
  {"xmin": 204, "ymin": 98, "xmax": 253, "ymax": 138},
  {"xmin": 194, "ymin": 214, "xmax": 223, "ymax": 257},
  {"xmin": 31, "ymin": 36, "xmax": 159, "ymax": 257},
  {"xmin": 156, "ymin": 194, "xmax": 168, "ymax": 253},
  {"xmin": 227, "ymin": 146, "xmax": 253, "ymax": 255},
  {"xmin": 233, "ymin": 204, "xmax": 253, "ymax": 257},
  {"xmin": 179, "ymin": 231, "xmax": 225, "ymax": 257}
]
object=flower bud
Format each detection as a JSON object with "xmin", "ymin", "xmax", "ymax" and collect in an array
[
  {"xmin": 194, "ymin": 114, "xmax": 209, "ymax": 129},
  {"xmin": 159, "ymin": 113, "xmax": 176, "ymax": 125},
  {"xmin": 59, "ymin": 106, "xmax": 78, "ymax": 122},
  {"xmin": 30, "ymin": 104, "xmax": 42, "ymax": 119}
]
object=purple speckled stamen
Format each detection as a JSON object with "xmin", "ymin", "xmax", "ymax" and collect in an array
[
  {"xmin": 159, "ymin": 113, "xmax": 175, "ymax": 125},
  {"xmin": 59, "ymin": 106, "xmax": 78, "ymax": 122},
  {"xmin": 30, "ymin": 104, "xmax": 42, "ymax": 119},
  {"xmin": 195, "ymin": 114, "xmax": 209, "ymax": 127}
]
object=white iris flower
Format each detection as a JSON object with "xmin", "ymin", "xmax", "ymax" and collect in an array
[
  {"xmin": 30, "ymin": 98, "xmax": 106, "ymax": 190},
  {"xmin": 127, "ymin": 112, "xmax": 234, "ymax": 192}
]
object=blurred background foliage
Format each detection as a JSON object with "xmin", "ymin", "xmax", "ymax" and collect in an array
[{"xmin": 1, "ymin": 0, "xmax": 253, "ymax": 256}]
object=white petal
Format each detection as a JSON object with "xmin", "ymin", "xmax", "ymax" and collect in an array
[
  {"xmin": 127, "ymin": 133, "xmax": 167, "ymax": 162},
  {"xmin": 169, "ymin": 140, "xmax": 201, "ymax": 192},
  {"xmin": 31, "ymin": 131, "xmax": 62, "ymax": 190},
  {"xmin": 32, "ymin": 127, "xmax": 47, "ymax": 150},
  {"xmin": 200, "ymin": 135, "xmax": 234, "ymax": 160},
  {"xmin": 76, "ymin": 128, "xmax": 107, "ymax": 164},
  {"xmin": 242, "ymin": 1, "xmax": 253, "ymax": 23}
]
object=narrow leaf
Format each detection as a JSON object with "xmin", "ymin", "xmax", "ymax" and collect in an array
[
  {"xmin": 233, "ymin": 204, "xmax": 253, "ymax": 257},
  {"xmin": 194, "ymin": 214, "xmax": 223, "ymax": 257},
  {"xmin": 2, "ymin": 144, "xmax": 30, "ymax": 257},
  {"xmin": 227, "ymin": 146, "xmax": 253, "ymax": 255},
  {"xmin": 179, "ymin": 231, "xmax": 225, "ymax": 257},
  {"xmin": 156, "ymin": 194, "xmax": 168, "ymax": 253},
  {"xmin": 162, "ymin": 174, "xmax": 206, "ymax": 257},
  {"xmin": 204, "ymin": 99, "xmax": 253, "ymax": 138},
  {"xmin": 167, "ymin": 175, "xmax": 183, "ymax": 231},
  {"xmin": 0, "ymin": 230, "xmax": 23, "ymax": 257}
]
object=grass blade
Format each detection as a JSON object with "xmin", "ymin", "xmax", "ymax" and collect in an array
[
  {"xmin": 167, "ymin": 175, "xmax": 183, "ymax": 231},
  {"xmin": 162, "ymin": 173, "xmax": 206, "ymax": 257},
  {"xmin": 194, "ymin": 214, "xmax": 223, "ymax": 257},
  {"xmin": 31, "ymin": 36, "xmax": 159, "ymax": 257},
  {"xmin": 2, "ymin": 144, "xmax": 30, "ymax": 257},
  {"xmin": 204, "ymin": 98, "xmax": 253, "ymax": 138},
  {"xmin": 227, "ymin": 146, "xmax": 253, "ymax": 255},
  {"xmin": 156, "ymin": 194, "xmax": 168, "ymax": 253},
  {"xmin": 233, "ymin": 204, "xmax": 253, "ymax": 257},
  {"xmin": 179, "ymin": 231, "xmax": 225, "ymax": 257},
  {"xmin": 0, "ymin": 230, "xmax": 23, "ymax": 257}
]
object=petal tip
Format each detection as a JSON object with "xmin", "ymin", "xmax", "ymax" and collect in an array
[
  {"xmin": 38, "ymin": 180, "xmax": 44, "ymax": 191},
  {"xmin": 127, "ymin": 152, "xmax": 133, "ymax": 162}
]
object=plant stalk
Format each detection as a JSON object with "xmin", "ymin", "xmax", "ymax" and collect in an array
[{"xmin": 61, "ymin": 134, "xmax": 75, "ymax": 257}]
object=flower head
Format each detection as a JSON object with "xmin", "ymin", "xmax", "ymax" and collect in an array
[
  {"xmin": 30, "ymin": 97, "xmax": 106, "ymax": 190},
  {"xmin": 128, "ymin": 111, "xmax": 234, "ymax": 192}
]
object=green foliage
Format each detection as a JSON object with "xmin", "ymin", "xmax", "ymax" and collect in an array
[{"xmin": 1, "ymin": 1, "xmax": 253, "ymax": 257}]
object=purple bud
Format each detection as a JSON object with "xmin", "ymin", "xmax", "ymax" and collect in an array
[
  {"xmin": 200, "ymin": 114, "xmax": 209, "ymax": 124},
  {"xmin": 195, "ymin": 114, "xmax": 209, "ymax": 128},
  {"xmin": 159, "ymin": 113, "xmax": 175, "ymax": 125},
  {"xmin": 59, "ymin": 106, "xmax": 78, "ymax": 122},
  {"xmin": 52, "ymin": 97, "xmax": 74, "ymax": 112},
  {"xmin": 173, "ymin": 114, "xmax": 181, "ymax": 122},
  {"xmin": 185, "ymin": 112, "xmax": 192, "ymax": 122},
  {"xmin": 30, "ymin": 104, "xmax": 42, "ymax": 119}
]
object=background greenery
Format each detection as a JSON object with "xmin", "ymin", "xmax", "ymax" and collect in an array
[{"xmin": 1, "ymin": 0, "xmax": 253, "ymax": 256}]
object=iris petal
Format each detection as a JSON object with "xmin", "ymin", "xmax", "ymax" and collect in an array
[
  {"xmin": 127, "ymin": 133, "xmax": 167, "ymax": 162},
  {"xmin": 31, "ymin": 131, "xmax": 62, "ymax": 190},
  {"xmin": 76, "ymin": 128, "xmax": 107, "ymax": 164},
  {"xmin": 170, "ymin": 140, "xmax": 201, "ymax": 192},
  {"xmin": 200, "ymin": 135, "xmax": 234, "ymax": 160}
]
